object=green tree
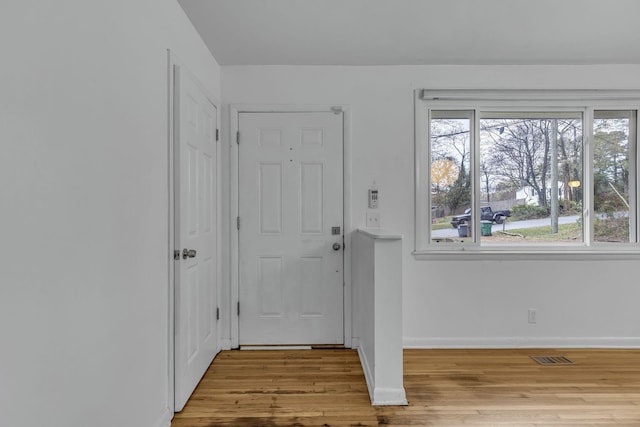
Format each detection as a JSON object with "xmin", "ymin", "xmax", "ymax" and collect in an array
[
  {"xmin": 431, "ymin": 117, "xmax": 471, "ymax": 214},
  {"xmin": 593, "ymin": 130, "xmax": 629, "ymax": 213},
  {"xmin": 444, "ymin": 158, "xmax": 471, "ymax": 213}
]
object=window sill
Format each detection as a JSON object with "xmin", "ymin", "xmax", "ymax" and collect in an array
[{"xmin": 413, "ymin": 247, "xmax": 640, "ymax": 261}]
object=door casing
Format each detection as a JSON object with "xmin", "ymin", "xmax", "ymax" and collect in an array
[{"xmin": 230, "ymin": 105, "xmax": 352, "ymax": 349}]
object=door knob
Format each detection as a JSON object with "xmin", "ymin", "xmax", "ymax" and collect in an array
[
  {"xmin": 182, "ymin": 248, "xmax": 197, "ymax": 259},
  {"xmin": 332, "ymin": 243, "xmax": 342, "ymax": 251}
]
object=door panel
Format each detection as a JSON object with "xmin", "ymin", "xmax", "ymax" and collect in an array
[
  {"xmin": 259, "ymin": 256, "xmax": 285, "ymax": 317},
  {"xmin": 174, "ymin": 65, "xmax": 218, "ymax": 411},
  {"xmin": 300, "ymin": 163, "xmax": 324, "ymax": 234},
  {"xmin": 238, "ymin": 112, "xmax": 343, "ymax": 345},
  {"xmin": 259, "ymin": 162, "xmax": 283, "ymax": 234}
]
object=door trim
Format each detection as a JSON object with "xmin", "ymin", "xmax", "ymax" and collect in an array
[
  {"xmin": 230, "ymin": 105, "xmax": 352, "ymax": 349},
  {"xmin": 168, "ymin": 50, "xmax": 222, "ymax": 412}
]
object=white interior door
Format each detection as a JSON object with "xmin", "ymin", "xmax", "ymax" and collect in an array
[
  {"xmin": 174, "ymin": 65, "xmax": 218, "ymax": 411},
  {"xmin": 238, "ymin": 112, "xmax": 344, "ymax": 345}
]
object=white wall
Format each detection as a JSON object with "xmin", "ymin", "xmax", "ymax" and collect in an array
[
  {"xmin": 352, "ymin": 231, "xmax": 376, "ymax": 385},
  {"xmin": 0, "ymin": 1, "xmax": 220, "ymax": 426},
  {"xmin": 222, "ymin": 65, "xmax": 640, "ymax": 348},
  {"xmin": 352, "ymin": 229, "xmax": 406, "ymax": 405}
]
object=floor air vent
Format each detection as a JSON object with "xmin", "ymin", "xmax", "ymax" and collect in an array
[{"xmin": 531, "ymin": 356, "xmax": 574, "ymax": 365}]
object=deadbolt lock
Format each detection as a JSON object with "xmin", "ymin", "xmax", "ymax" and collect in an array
[{"xmin": 182, "ymin": 248, "xmax": 197, "ymax": 259}]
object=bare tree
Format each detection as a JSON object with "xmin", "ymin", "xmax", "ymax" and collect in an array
[
  {"xmin": 481, "ymin": 119, "xmax": 550, "ymax": 205},
  {"xmin": 431, "ymin": 118, "xmax": 471, "ymax": 213},
  {"xmin": 481, "ymin": 118, "xmax": 582, "ymax": 210}
]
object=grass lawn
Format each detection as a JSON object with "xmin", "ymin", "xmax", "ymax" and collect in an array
[
  {"xmin": 431, "ymin": 217, "xmax": 454, "ymax": 231},
  {"xmin": 488, "ymin": 222, "xmax": 582, "ymax": 242},
  {"xmin": 432, "ymin": 216, "xmax": 627, "ymax": 243}
]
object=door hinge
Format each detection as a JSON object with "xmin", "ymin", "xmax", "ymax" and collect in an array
[
  {"xmin": 237, "ymin": 301, "xmax": 240, "ymax": 316},
  {"xmin": 174, "ymin": 250, "xmax": 180, "ymax": 260},
  {"xmin": 216, "ymin": 128, "xmax": 219, "ymax": 141},
  {"xmin": 236, "ymin": 131, "xmax": 240, "ymax": 144},
  {"xmin": 236, "ymin": 216, "xmax": 240, "ymax": 230},
  {"xmin": 216, "ymin": 307, "xmax": 220, "ymax": 321}
]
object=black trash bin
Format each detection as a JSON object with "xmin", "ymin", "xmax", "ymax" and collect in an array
[{"xmin": 458, "ymin": 223, "xmax": 469, "ymax": 237}]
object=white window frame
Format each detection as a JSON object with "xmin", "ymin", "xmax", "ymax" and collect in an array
[{"xmin": 414, "ymin": 89, "xmax": 640, "ymax": 260}]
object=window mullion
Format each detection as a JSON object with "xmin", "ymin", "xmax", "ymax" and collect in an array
[
  {"xmin": 584, "ymin": 108, "xmax": 594, "ymax": 246},
  {"xmin": 630, "ymin": 111, "xmax": 638, "ymax": 243},
  {"xmin": 472, "ymin": 108, "xmax": 481, "ymax": 243}
]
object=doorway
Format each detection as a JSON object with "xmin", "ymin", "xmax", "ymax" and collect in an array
[{"xmin": 234, "ymin": 109, "xmax": 348, "ymax": 346}]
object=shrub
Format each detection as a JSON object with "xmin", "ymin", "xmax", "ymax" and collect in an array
[
  {"xmin": 561, "ymin": 200, "xmax": 582, "ymax": 215},
  {"xmin": 510, "ymin": 204, "xmax": 549, "ymax": 221},
  {"xmin": 511, "ymin": 201, "xmax": 582, "ymax": 220},
  {"xmin": 594, "ymin": 216, "xmax": 629, "ymax": 242}
]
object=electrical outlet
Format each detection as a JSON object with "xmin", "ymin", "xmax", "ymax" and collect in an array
[
  {"xmin": 366, "ymin": 211, "xmax": 380, "ymax": 228},
  {"xmin": 528, "ymin": 309, "xmax": 537, "ymax": 324}
]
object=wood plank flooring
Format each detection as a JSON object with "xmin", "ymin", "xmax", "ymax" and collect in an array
[{"xmin": 172, "ymin": 348, "xmax": 640, "ymax": 426}]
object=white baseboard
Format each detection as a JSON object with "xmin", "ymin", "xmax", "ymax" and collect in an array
[
  {"xmin": 154, "ymin": 407, "xmax": 172, "ymax": 427},
  {"xmin": 356, "ymin": 346, "xmax": 374, "ymax": 402},
  {"xmin": 351, "ymin": 337, "xmax": 360, "ymax": 349},
  {"xmin": 372, "ymin": 387, "xmax": 408, "ymax": 406},
  {"xmin": 220, "ymin": 338, "xmax": 232, "ymax": 350},
  {"xmin": 356, "ymin": 345, "xmax": 408, "ymax": 406},
  {"xmin": 403, "ymin": 336, "xmax": 640, "ymax": 349}
]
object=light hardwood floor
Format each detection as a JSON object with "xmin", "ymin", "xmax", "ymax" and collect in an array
[{"xmin": 172, "ymin": 348, "xmax": 640, "ymax": 426}]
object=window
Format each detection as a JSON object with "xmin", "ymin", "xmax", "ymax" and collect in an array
[
  {"xmin": 593, "ymin": 111, "xmax": 635, "ymax": 243},
  {"xmin": 415, "ymin": 90, "xmax": 639, "ymax": 255}
]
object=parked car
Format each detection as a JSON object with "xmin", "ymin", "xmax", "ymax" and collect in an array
[{"xmin": 450, "ymin": 206, "xmax": 511, "ymax": 228}]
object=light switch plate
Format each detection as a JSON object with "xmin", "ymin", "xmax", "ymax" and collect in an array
[{"xmin": 366, "ymin": 211, "xmax": 380, "ymax": 228}]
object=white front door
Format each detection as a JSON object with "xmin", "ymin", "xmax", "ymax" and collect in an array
[
  {"xmin": 174, "ymin": 65, "xmax": 219, "ymax": 411},
  {"xmin": 238, "ymin": 112, "xmax": 344, "ymax": 345}
]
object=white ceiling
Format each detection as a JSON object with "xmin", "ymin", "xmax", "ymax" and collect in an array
[{"xmin": 178, "ymin": 0, "xmax": 640, "ymax": 66}]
